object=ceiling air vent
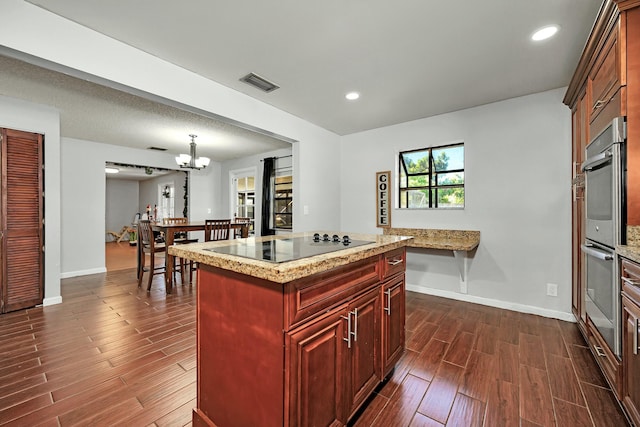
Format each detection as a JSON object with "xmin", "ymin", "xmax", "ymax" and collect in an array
[
  {"xmin": 147, "ymin": 146, "xmax": 167, "ymax": 151},
  {"xmin": 239, "ymin": 72, "xmax": 280, "ymax": 93}
]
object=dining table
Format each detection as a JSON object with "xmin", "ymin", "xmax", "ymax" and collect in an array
[{"xmin": 137, "ymin": 220, "xmax": 249, "ymax": 293}]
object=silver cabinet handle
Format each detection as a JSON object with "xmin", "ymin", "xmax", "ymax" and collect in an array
[
  {"xmin": 634, "ymin": 317, "xmax": 639, "ymax": 356},
  {"xmin": 622, "ymin": 276, "xmax": 640, "ymax": 288},
  {"xmin": 351, "ymin": 309, "xmax": 358, "ymax": 342},
  {"xmin": 580, "ymin": 244, "xmax": 614, "ymax": 261},
  {"xmin": 594, "ymin": 99, "xmax": 606, "ymax": 109},
  {"xmin": 384, "ymin": 289, "xmax": 391, "ymax": 315},
  {"xmin": 387, "ymin": 258, "xmax": 403, "ymax": 266},
  {"xmin": 341, "ymin": 314, "xmax": 352, "ymax": 349},
  {"xmin": 594, "ymin": 345, "xmax": 606, "ymax": 357}
]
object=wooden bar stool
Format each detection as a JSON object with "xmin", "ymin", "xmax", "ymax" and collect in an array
[
  {"xmin": 204, "ymin": 219, "xmax": 232, "ymax": 241},
  {"xmin": 163, "ymin": 217, "xmax": 198, "ymax": 284},
  {"xmin": 137, "ymin": 220, "xmax": 166, "ymax": 291}
]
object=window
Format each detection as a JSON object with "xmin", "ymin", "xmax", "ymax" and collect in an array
[
  {"xmin": 159, "ymin": 183, "xmax": 175, "ymax": 219},
  {"xmin": 234, "ymin": 175, "xmax": 255, "ymax": 235},
  {"xmin": 273, "ymin": 174, "xmax": 293, "ymax": 229},
  {"xmin": 398, "ymin": 143, "xmax": 464, "ymax": 209}
]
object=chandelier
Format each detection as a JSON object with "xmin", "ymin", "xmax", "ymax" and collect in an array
[{"xmin": 175, "ymin": 134, "xmax": 210, "ymax": 170}]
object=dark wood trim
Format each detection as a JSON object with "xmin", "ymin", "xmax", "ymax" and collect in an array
[
  {"xmin": 564, "ymin": 0, "xmax": 621, "ymax": 108},
  {"xmin": 616, "ymin": 0, "xmax": 640, "ymax": 11}
]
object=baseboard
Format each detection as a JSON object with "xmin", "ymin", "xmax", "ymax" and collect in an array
[
  {"xmin": 60, "ymin": 267, "xmax": 107, "ymax": 279},
  {"xmin": 406, "ymin": 284, "xmax": 575, "ymax": 322},
  {"xmin": 42, "ymin": 296, "xmax": 63, "ymax": 306}
]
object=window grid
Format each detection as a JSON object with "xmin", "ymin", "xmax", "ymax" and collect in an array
[{"xmin": 398, "ymin": 143, "xmax": 464, "ymax": 209}]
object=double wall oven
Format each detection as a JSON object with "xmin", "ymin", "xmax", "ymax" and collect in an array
[{"xmin": 581, "ymin": 117, "xmax": 626, "ymax": 357}]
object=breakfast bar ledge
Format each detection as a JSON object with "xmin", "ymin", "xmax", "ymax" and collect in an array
[{"xmin": 383, "ymin": 227, "xmax": 480, "ymax": 293}]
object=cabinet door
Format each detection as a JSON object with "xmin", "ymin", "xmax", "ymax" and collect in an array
[
  {"xmin": 288, "ymin": 309, "xmax": 348, "ymax": 427},
  {"xmin": 382, "ymin": 275, "xmax": 405, "ymax": 377},
  {"xmin": 623, "ymin": 296, "xmax": 640, "ymax": 426},
  {"xmin": 588, "ymin": 23, "xmax": 621, "ymax": 123},
  {"xmin": 346, "ymin": 287, "xmax": 381, "ymax": 417},
  {"xmin": 1, "ymin": 129, "xmax": 44, "ymax": 313},
  {"xmin": 572, "ymin": 90, "xmax": 588, "ymax": 328}
]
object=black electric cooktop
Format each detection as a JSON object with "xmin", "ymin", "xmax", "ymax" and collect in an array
[{"xmin": 204, "ymin": 234, "xmax": 374, "ymax": 263}]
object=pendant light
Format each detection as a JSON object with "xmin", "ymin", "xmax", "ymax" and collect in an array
[{"xmin": 175, "ymin": 134, "xmax": 210, "ymax": 170}]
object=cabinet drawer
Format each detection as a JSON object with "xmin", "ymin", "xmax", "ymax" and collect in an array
[
  {"xmin": 589, "ymin": 27, "xmax": 621, "ymax": 123},
  {"xmin": 589, "ymin": 87, "xmax": 624, "ymax": 139},
  {"xmin": 381, "ymin": 248, "xmax": 406, "ymax": 279},
  {"xmin": 285, "ymin": 257, "xmax": 380, "ymax": 329},
  {"xmin": 622, "ymin": 258, "xmax": 640, "ymax": 306},
  {"xmin": 587, "ymin": 317, "xmax": 622, "ymax": 399}
]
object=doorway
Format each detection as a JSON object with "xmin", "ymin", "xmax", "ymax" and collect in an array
[
  {"xmin": 105, "ymin": 162, "xmax": 186, "ymax": 271},
  {"xmin": 230, "ymin": 168, "xmax": 256, "ymax": 236}
]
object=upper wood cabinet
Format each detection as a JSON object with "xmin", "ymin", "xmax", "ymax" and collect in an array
[
  {"xmin": 588, "ymin": 20, "xmax": 623, "ymax": 125},
  {"xmin": 566, "ymin": 0, "xmax": 640, "ymax": 226}
]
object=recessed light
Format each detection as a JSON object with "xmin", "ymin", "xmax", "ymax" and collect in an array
[
  {"xmin": 105, "ymin": 167, "xmax": 119, "ymax": 174},
  {"xmin": 345, "ymin": 92, "xmax": 360, "ymax": 101},
  {"xmin": 531, "ymin": 25, "xmax": 559, "ymax": 41}
]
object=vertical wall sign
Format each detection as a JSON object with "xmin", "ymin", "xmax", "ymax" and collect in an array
[{"xmin": 376, "ymin": 171, "xmax": 391, "ymax": 228}]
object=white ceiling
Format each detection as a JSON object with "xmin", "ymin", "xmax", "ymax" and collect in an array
[
  {"xmin": 23, "ymin": 0, "xmax": 603, "ymax": 137},
  {"xmin": 0, "ymin": 54, "xmax": 292, "ymax": 164}
]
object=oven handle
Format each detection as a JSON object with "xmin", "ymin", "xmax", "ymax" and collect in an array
[
  {"xmin": 581, "ymin": 150, "xmax": 612, "ymax": 172},
  {"xmin": 581, "ymin": 244, "xmax": 614, "ymax": 261}
]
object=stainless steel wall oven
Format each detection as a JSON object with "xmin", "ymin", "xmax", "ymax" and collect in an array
[
  {"xmin": 581, "ymin": 117, "xmax": 626, "ymax": 358},
  {"xmin": 582, "ymin": 117, "xmax": 626, "ymax": 248}
]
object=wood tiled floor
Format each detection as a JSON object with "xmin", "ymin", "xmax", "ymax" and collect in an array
[
  {"xmin": 105, "ymin": 242, "xmax": 138, "ymax": 271},
  {"xmin": 0, "ymin": 270, "xmax": 631, "ymax": 426},
  {"xmin": 351, "ymin": 292, "xmax": 630, "ymax": 427}
]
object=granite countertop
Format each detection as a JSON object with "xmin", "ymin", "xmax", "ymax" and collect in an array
[
  {"xmin": 383, "ymin": 227, "xmax": 480, "ymax": 251},
  {"xmin": 168, "ymin": 232, "xmax": 413, "ymax": 283},
  {"xmin": 617, "ymin": 245, "xmax": 640, "ymax": 264}
]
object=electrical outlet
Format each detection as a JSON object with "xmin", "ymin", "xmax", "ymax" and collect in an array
[{"xmin": 546, "ymin": 283, "xmax": 558, "ymax": 297}]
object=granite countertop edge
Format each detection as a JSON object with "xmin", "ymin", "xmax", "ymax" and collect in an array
[
  {"xmin": 617, "ymin": 245, "xmax": 640, "ymax": 264},
  {"xmin": 168, "ymin": 232, "xmax": 414, "ymax": 283},
  {"xmin": 383, "ymin": 227, "xmax": 480, "ymax": 251}
]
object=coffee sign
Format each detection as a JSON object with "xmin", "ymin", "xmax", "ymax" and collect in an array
[{"xmin": 376, "ymin": 171, "xmax": 391, "ymax": 228}]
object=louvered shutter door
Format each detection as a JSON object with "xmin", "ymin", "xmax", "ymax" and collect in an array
[{"xmin": 1, "ymin": 129, "xmax": 44, "ymax": 312}]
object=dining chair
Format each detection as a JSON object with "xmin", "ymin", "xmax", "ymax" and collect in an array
[
  {"xmin": 233, "ymin": 217, "xmax": 251, "ymax": 238},
  {"xmin": 205, "ymin": 219, "xmax": 232, "ymax": 241},
  {"xmin": 137, "ymin": 220, "xmax": 166, "ymax": 291},
  {"xmin": 162, "ymin": 217, "xmax": 198, "ymax": 283}
]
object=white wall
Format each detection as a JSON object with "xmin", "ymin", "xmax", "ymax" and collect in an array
[
  {"xmin": 0, "ymin": 0, "xmax": 342, "ymax": 236},
  {"xmin": 221, "ymin": 147, "xmax": 293, "ymax": 236},
  {"xmin": 138, "ymin": 171, "xmax": 188, "ymax": 220},
  {"xmin": 0, "ymin": 1, "xmax": 574, "ymax": 321},
  {"xmin": 341, "ymin": 88, "xmax": 573, "ymax": 320},
  {"xmin": 61, "ymin": 138, "xmax": 219, "ymax": 278},
  {"xmin": 0, "ymin": 95, "xmax": 61, "ymax": 306},
  {"xmin": 105, "ymin": 179, "xmax": 138, "ymax": 241}
]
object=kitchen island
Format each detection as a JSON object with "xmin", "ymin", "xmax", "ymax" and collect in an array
[{"xmin": 169, "ymin": 232, "xmax": 413, "ymax": 427}]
